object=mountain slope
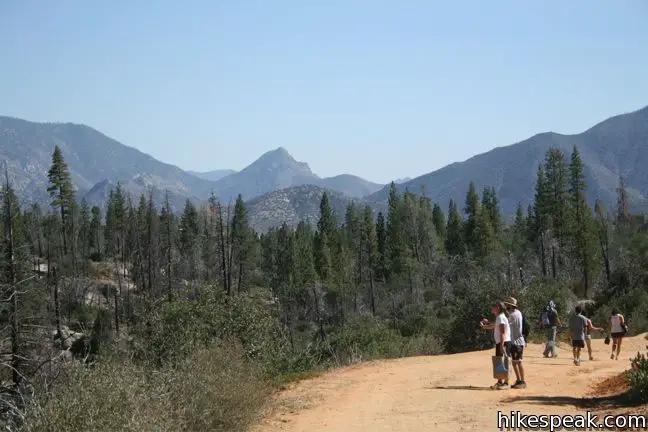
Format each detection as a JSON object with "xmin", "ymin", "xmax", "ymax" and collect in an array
[
  {"xmin": 318, "ymin": 174, "xmax": 382, "ymax": 198},
  {"xmin": 246, "ymin": 185, "xmax": 386, "ymax": 233},
  {"xmin": 186, "ymin": 169, "xmax": 237, "ymax": 182},
  {"xmin": 368, "ymin": 105, "xmax": 648, "ymax": 214},
  {"xmin": 0, "ymin": 116, "xmax": 217, "ymax": 209},
  {"xmin": 210, "ymin": 147, "xmax": 320, "ymax": 203},
  {"xmin": 210, "ymin": 147, "xmax": 384, "ymax": 202}
]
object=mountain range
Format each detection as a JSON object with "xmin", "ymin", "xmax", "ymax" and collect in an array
[
  {"xmin": 0, "ymin": 104, "xmax": 647, "ymax": 231},
  {"xmin": 367, "ymin": 105, "xmax": 648, "ymax": 215}
]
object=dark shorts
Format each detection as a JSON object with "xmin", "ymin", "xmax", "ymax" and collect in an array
[
  {"xmin": 509, "ymin": 344, "xmax": 524, "ymax": 361},
  {"xmin": 611, "ymin": 332, "xmax": 625, "ymax": 339},
  {"xmin": 572, "ymin": 339, "xmax": 585, "ymax": 348},
  {"xmin": 495, "ymin": 342, "xmax": 511, "ymax": 357}
]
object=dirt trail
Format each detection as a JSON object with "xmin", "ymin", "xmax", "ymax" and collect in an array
[{"xmin": 252, "ymin": 333, "xmax": 647, "ymax": 431}]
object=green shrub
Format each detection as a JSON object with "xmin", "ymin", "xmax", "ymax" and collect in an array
[
  {"xmin": 518, "ymin": 279, "xmax": 571, "ymax": 327},
  {"xmin": 442, "ymin": 277, "xmax": 499, "ymax": 353},
  {"xmin": 139, "ymin": 292, "xmax": 286, "ymax": 375},
  {"xmin": 626, "ymin": 345, "xmax": 648, "ymax": 402},
  {"xmin": 321, "ymin": 316, "xmax": 442, "ymax": 365}
]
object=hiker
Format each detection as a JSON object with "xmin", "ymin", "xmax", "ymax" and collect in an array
[
  {"xmin": 583, "ymin": 307, "xmax": 604, "ymax": 361},
  {"xmin": 568, "ymin": 305, "xmax": 590, "ymax": 366},
  {"xmin": 541, "ymin": 300, "xmax": 562, "ymax": 358},
  {"xmin": 608, "ymin": 308, "xmax": 627, "ymax": 360},
  {"xmin": 480, "ymin": 301, "xmax": 511, "ymax": 389},
  {"xmin": 503, "ymin": 297, "xmax": 527, "ymax": 389}
]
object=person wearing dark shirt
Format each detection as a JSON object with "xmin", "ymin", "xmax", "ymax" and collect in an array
[
  {"xmin": 568, "ymin": 305, "xmax": 590, "ymax": 366},
  {"xmin": 541, "ymin": 300, "xmax": 562, "ymax": 358}
]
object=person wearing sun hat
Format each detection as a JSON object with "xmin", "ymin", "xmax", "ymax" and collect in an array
[{"xmin": 503, "ymin": 297, "xmax": 527, "ymax": 389}]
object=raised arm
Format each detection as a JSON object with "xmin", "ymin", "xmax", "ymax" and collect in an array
[
  {"xmin": 479, "ymin": 318, "xmax": 495, "ymax": 330},
  {"xmin": 589, "ymin": 319, "xmax": 603, "ymax": 332}
]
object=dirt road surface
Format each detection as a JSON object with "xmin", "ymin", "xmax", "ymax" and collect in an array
[{"xmin": 252, "ymin": 333, "xmax": 647, "ymax": 431}]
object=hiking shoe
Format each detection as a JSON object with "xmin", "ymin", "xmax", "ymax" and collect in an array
[
  {"xmin": 511, "ymin": 381, "xmax": 527, "ymax": 389},
  {"xmin": 497, "ymin": 382, "xmax": 509, "ymax": 390}
]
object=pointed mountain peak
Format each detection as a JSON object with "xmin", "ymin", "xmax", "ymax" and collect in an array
[
  {"xmin": 258, "ymin": 146, "xmax": 294, "ymax": 162},
  {"xmin": 231, "ymin": 146, "xmax": 319, "ymax": 183}
]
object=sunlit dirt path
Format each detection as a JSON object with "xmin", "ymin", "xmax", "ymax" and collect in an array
[{"xmin": 251, "ymin": 333, "xmax": 647, "ymax": 431}]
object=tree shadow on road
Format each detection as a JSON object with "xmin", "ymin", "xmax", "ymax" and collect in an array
[
  {"xmin": 426, "ymin": 385, "xmax": 493, "ymax": 391},
  {"xmin": 502, "ymin": 392, "xmax": 642, "ymax": 409}
]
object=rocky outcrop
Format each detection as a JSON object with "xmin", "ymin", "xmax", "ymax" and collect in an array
[{"xmin": 52, "ymin": 326, "xmax": 85, "ymax": 352}]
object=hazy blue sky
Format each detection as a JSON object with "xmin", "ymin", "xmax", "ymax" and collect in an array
[{"xmin": 1, "ymin": 1, "xmax": 647, "ymax": 184}]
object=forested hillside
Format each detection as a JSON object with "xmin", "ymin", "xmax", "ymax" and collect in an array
[
  {"xmin": 1, "ymin": 144, "xmax": 648, "ymax": 431},
  {"xmin": 368, "ymin": 104, "xmax": 648, "ymax": 214}
]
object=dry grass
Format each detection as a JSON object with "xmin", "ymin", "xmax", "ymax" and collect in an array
[{"xmin": 22, "ymin": 343, "xmax": 270, "ymax": 432}]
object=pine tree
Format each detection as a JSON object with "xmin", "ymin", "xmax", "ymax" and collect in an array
[
  {"xmin": 46, "ymin": 146, "xmax": 75, "ymax": 255},
  {"xmin": 89, "ymin": 205, "xmax": 102, "ymax": 259},
  {"xmin": 511, "ymin": 203, "xmax": 528, "ymax": 258},
  {"xmin": 473, "ymin": 204, "xmax": 493, "ymax": 261},
  {"xmin": 104, "ymin": 184, "xmax": 127, "ymax": 263},
  {"xmin": 78, "ymin": 199, "xmax": 91, "ymax": 274},
  {"xmin": 159, "ymin": 191, "xmax": 175, "ymax": 302},
  {"xmin": 375, "ymin": 211, "xmax": 387, "ymax": 281},
  {"xmin": 145, "ymin": 192, "xmax": 158, "ymax": 296},
  {"xmin": 344, "ymin": 202, "xmax": 362, "ymax": 301},
  {"xmin": 567, "ymin": 146, "xmax": 594, "ymax": 296},
  {"xmin": 385, "ymin": 183, "xmax": 406, "ymax": 277},
  {"xmin": 532, "ymin": 165, "xmax": 550, "ymax": 276},
  {"xmin": 24, "ymin": 203, "xmax": 44, "ymax": 258},
  {"xmin": 616, "ymin": 176, "xmax": 630, "ymax": 225},
  {"xmin": 104, "ymin": 190, "xmax": 116, "ymax": 257},
  {"xmin": 293, "ymin": 221, "xmax": 317, "ymax": 288},
  {"xmin": 361, "ymin": 205, "xmax": 379, "ymax": 316},
  {"xmin": 179, "ymin": 199, "xmax": 200, "ymax": 280},
  {"xmin": 481, "ymin": 187, "xmax": 501, "ymax": 234},
  {"xmin": 594, "ymin": 199, "xmax": 611, "ymax": 286},
  {"xmin": 432, "ymin": 203, "xmax": 446, "ymax": 239},
  {"xmin": 543, "ymin": 148, "xmax": 569, "ymax": 246},
  {"xmin": 231, "ymin": 194, "xmax": 252, "ymax": 293},
  {"xmin": 463, "ymin": 182, "xmax": 480, "ymax": 252},
  {"xmin": 314, "ymin": 192, "xmax": 337, "ymax": 282},
  {"xmin": 0, "ymin": 175, "xmax": 30, "ymax": 385},
  {"xmin": 445, "ymin": 199, "xmax": 464, "ymax": 256}
]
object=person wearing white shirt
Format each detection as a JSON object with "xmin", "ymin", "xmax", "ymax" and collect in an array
[
  {"xmin": 608, "ymin": 307, "xmax": 627, "ymax": 360},
  {"xmin": 504, "ymin": 297, "xmax": 527, "ymax": 389},
  {"xmin": 480, "ymin": 301, "xmax": 511, "ymax": 389}
]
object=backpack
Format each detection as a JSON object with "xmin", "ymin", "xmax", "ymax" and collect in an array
[
  {"xmin": 522, "ymin": 313, "xmax": 530, "ymax": 340},
  {"xmin": 540, "ymin": 310, "xmax": 550, "ymax": 327}
]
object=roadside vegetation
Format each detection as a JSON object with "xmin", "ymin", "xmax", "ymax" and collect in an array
[{"xmin": 0, "ymin": 145, "xmax": 646, "ymax": 430}]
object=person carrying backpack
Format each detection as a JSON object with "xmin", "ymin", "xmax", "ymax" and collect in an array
[
  {"xmin": 503, "ymin": 297, "xmax": 527, "ymax": 389},
  {"xmin": 541, "ymin": 300, "xmax": 562, "ymax": 358}
]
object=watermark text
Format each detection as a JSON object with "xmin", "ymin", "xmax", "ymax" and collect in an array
[{"xmin": 498, "ymin": 410, "xmax": 648, "ymax": 431}]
